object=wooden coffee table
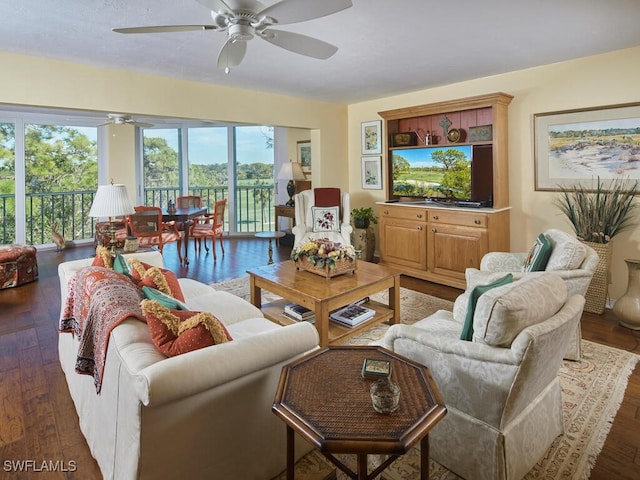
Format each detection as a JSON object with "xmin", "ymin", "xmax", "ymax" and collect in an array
[
  {"xmin": 272, "ymin": 346, "xmax": 447, "ymax": 479},
  {"xmin": 247, "ymin": 260, "xmax": 401, "ymax": 347}
]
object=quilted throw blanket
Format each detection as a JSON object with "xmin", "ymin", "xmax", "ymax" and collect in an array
[{"xmin": 59, "ymin": 266, "xmax": 145, "ymax": 393}]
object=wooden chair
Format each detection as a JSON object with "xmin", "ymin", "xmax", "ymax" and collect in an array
[
  {"xmin": 127, "ymin": 206, "xmax": 183, "ymax": 263},
  {"xmin": 175, "ymin": 195, "xmax": 203, "ymax": 231},
  {"xmin": 190, "ymin": 199, "xmax": 226, "ymax": 261},
  {"xmin": 176, "ymin": 195, "xmax": 202, "ymax": 209}
]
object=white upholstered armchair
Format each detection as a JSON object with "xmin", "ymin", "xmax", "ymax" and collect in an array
[
  {"xmin": 379, "ymin": 273, "xmax": 585, "ymax": 480},
  {"xmin": 292, "ymin": 188, "xmax": 352, "ymax": 248},
  {"xmin": 466, "ymin": 228, "xmax": 598, "ymax": 360}
]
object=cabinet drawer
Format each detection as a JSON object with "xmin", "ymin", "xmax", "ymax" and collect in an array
[
  {"xmin": 379, "ymin": 205, "xmax": 427, "ymax": 221},
  {"xmin": 428, "ymin": 210, "xmax": 487, "ymax": 228}
]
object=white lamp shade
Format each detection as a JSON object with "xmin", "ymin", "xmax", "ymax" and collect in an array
[
  {"xmin": 277, "ymin": 162, "xmax": 306, "ymax": 181},
  {"xmin": 89, "ymin": 184, "xmax": 135, "ymax": 218}
]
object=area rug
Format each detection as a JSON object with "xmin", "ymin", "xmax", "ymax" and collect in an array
[{"xmin": 212, "ymin": 276, "xmax": 640, "ymax": 480}]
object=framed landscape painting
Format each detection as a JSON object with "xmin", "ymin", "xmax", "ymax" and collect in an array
[
  {"xmin": 297, "ymin": 140, "xmax": 311, "ymax": 172},
  {"xmin": 361, "ymin": 120, "xmax": 382, "ymax": 155},
  {"xmin": 534, "ymin": 102, "xmax": 640, "ymax": 191},
  {"xmin": 361, "ymin": 156, "xmax": 382, "ymax": 189}
]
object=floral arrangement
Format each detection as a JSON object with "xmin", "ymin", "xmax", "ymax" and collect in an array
[{"xmin": 290, "ymin": 237, "xmax": 356, "ymax": 270}]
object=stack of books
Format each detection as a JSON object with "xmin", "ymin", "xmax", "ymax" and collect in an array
[
  {"xmin": 330, "ymin": 303, "xmax": 375, "ymax": 327},
  {"xmin": 283, "ymin": 303, "xmax": 315, "ymax": 323}
]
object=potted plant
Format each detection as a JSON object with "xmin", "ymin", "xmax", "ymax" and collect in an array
[
  {"xmin": 555, "ymin": 176, "xmax": 638, "ymax": 314},
  {"xmin": 351, "ymin": 207, "xmax": 378, "ymax": 229},
  {"xmin": 554, "ymin": 176, "xmax": 638, "ymax": 244}
]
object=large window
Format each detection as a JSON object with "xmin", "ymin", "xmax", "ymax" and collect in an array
[
  {"xmin": 24, "ymin": 124, "xmax": 97, "ymax": 244},
  {"xmin": 0, "ymin": 118, "xmax": 98, "ymax": 245},
  {"xmin": 143, "ymin": 128, "xmax": 180, "ymax": 207},
  {"xmin": 142, "ymin": 125, "xmax": 274, "ymax": 234},
  {"xmin": 0, "ymin": 123, "xmax": 15, "ymax": 243},
  {"xmin": 235, "ymin": 126, "xmax": 275, "ymax": 233}
]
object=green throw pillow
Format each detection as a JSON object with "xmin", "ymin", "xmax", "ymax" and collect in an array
[
  {"xmin": 522, "ymin": 233, "xmax": 552, "ymax": 272},
  {"xmin": 113, "ymin": 253, "xmax": 132, "ymax": 277},
  {"xmin": 142, "ymin": 286, "xmax": 189, "ymax": 310},
  {"xmin": 460, "ymin": 273, "xmax": 513, "ymax": 341}
]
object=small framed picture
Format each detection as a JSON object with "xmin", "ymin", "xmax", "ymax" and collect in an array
[
  {"xmin": 297, "ymin": 140, "xmax": 311, "ymax": 172},
  {"xmin": 361, "ymin": 156, "xmax": 382, "ymax": 190},
  {"xmin": 361, "ymin": 120, "xmax": 382, "ymax": 155}
]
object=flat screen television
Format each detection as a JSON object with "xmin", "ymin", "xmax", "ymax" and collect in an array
[{"xmin": 389, "ymin": 144, "xmax": 493, "ymax": 204}]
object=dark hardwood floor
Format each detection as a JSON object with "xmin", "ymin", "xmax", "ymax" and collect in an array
[{"xmin": 0, "ymin": 240, "xmax": 638, "ymax": 479}]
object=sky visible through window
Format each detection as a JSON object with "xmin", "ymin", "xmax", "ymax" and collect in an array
[{"xmin": 149, "ymin": 125, "xmax": 273, "ymax": 165}]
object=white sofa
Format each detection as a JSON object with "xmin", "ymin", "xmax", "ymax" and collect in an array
[{"xmin": 58, "ymin": 250, "xmax": 319, "ymax": 480}]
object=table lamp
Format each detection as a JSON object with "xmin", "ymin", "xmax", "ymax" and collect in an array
[
  {"xmin": 89, "ymin": 182, "xmax": 135, "ymax": 254},
  {"xmin": 277, "ymin": 161, "xmax": 306, "ymax": 207}
]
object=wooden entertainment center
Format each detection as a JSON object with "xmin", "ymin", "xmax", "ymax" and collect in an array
[{"xmin": 377, "ymin": 92, "xmax": 513, "ymax": 289}]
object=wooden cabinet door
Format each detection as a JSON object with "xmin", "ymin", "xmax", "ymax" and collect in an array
[
  {"xmin": 379, "ymin": 217, "xmax": 427, "ymax": 270},
  {"xmin": 427, "ymin": 223, "xmax": 487, "ymax": 282}
]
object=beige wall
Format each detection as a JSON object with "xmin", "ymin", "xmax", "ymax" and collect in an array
[
  {"xmin": 348, "ymin": 46, "xmax": 640, "ymax": 301},
  {"xmin": 101, "ymin": 124, "xmax": 137, "ymax": 202},
  {"xmin": 0, "ymin": 51, "xmax": 348, "ymax": 192},
  {"xmin": 3, "ymin": 47, "xmax": 640, "ymax": 300}
]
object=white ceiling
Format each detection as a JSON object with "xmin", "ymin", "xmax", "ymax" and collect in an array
[{"xmin": 1, "ymin": 0, "xmax": 639, "ymax": 109}]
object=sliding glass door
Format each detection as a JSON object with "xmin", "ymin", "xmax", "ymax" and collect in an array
[{"xmin": 142, "ymin": 125, "xmax": 274, "ymax": 234}]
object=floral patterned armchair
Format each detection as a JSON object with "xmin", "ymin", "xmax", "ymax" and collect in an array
[
  {"xmin": 292, "ymin": 188, "xmax": 352, "ymax": 248},
  {"xmin": 379, "ymin": 273, "xmax": 585, "ymax": 480},
  {"xmin": 466, "ymin": 228, "xmax": 598, "ymax": 360}
]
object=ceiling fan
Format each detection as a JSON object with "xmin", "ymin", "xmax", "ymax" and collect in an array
[
  {"xmin": 99, "ymin": 114, "xmax": 154, "ymax": 128},
  {"xmin": 113, "ymin": 0, "xmax": 353, "ymax": 72}
]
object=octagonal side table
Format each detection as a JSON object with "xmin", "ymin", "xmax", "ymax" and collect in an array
[{"xmin": 272, "ymin": 346, "xmax": 446, "ymax": 480}]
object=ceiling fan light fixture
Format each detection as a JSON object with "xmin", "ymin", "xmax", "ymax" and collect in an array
[{"xmin": 228, "ymin": 22, "xmax": 253, "ymax": 41}]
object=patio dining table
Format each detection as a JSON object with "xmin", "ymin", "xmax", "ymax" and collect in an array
[{"xmin": 161, "ymin": 206, "xmax": 207, "ymax": 265}]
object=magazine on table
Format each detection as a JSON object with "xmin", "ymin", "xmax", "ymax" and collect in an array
[
  {"xmin": 284, "ymin": 302, "xmax": 315, "ymax": 322},
  {"xmin": 330, "ymin": 303, "xmax": 375, "ymax": 327},
  {"xmin": 283, "ymin": 311, "xmax": 315, "ymax": 324}
]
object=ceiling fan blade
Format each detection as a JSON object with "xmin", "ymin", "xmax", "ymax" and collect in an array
[
  {"xmin": 195, "ymin": 0, "xmax": 234, "ymax": 13},
  {"xmin": 258, "ymin": 0, "xmax": 352, "ymax": 25},
  {"xmin": 130, "ymin": 121, "xmax": 154, "ymax": 128},
  {"xmin": 113, "ymin": 25, "xmax": 217, "ymax": 34},
  {"xmin": 217, "ymin": 38, "xmax": 248, "ymax": 69},
  {"xmin": 260, "ymin": 29, "xmax": 338, "ymax": 59}
]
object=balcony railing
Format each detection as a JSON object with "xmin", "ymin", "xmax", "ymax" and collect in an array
[{"xmin": 1, "ymin": 185, "xmax": 277, "ymax": 246}]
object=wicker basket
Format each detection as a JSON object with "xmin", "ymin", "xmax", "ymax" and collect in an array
[
  {"xmin": 295, "ymin": 257, "xmax": 356, "ymax": 278},
  {"xmin": 583, "ymin": 241, "xmax": 611, "ymax": 315}
]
